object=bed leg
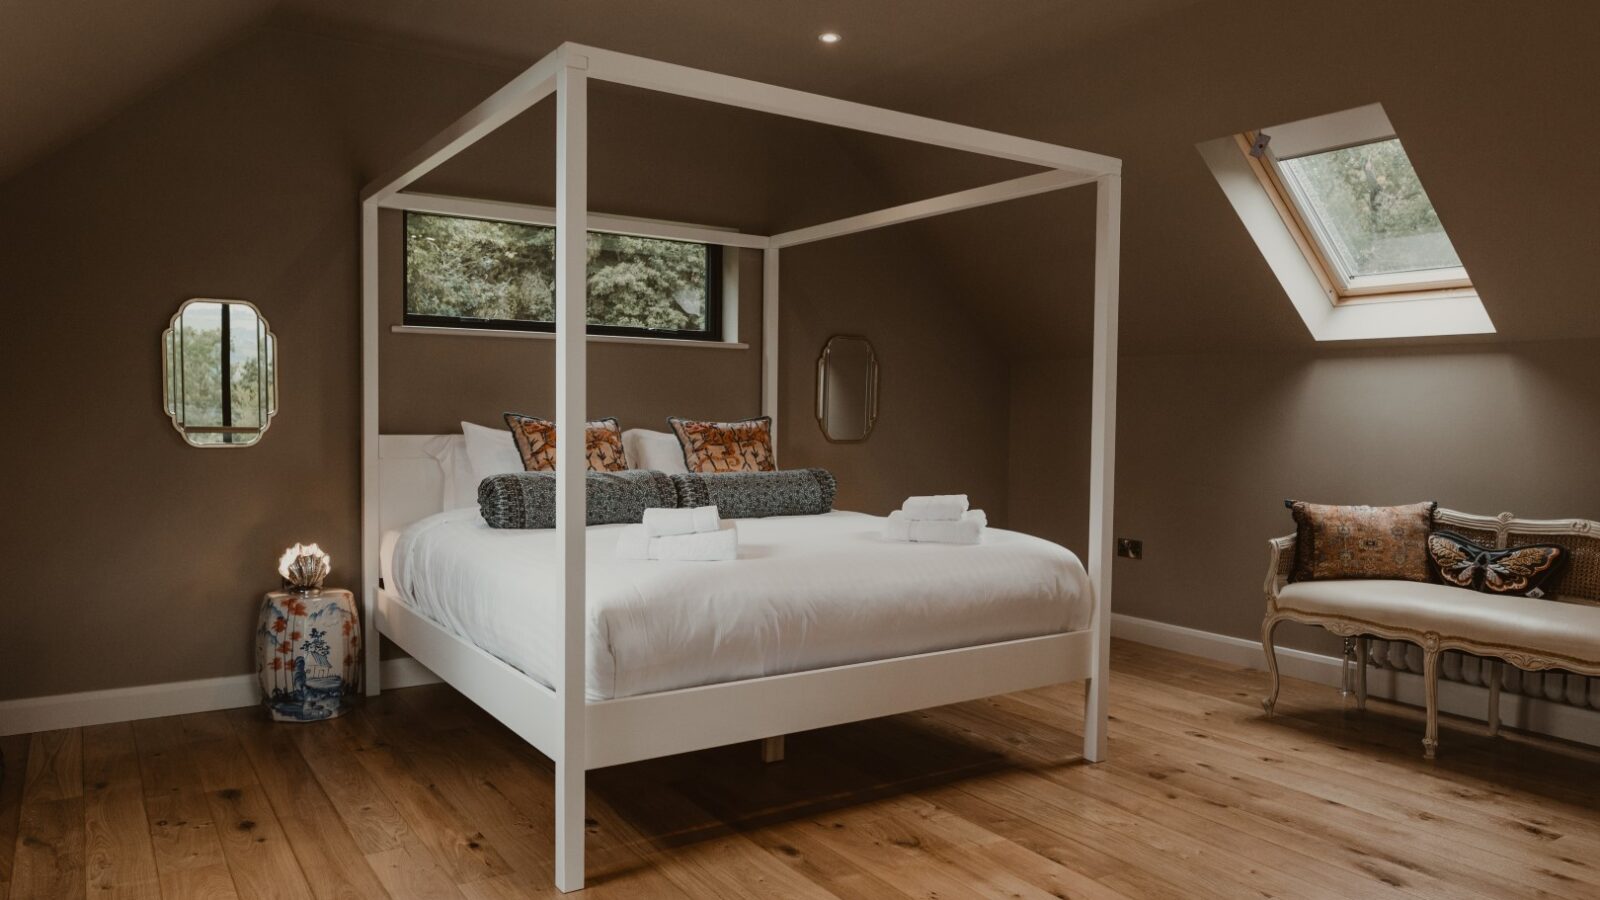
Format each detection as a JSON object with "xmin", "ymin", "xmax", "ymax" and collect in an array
[
  {"xmin": 761, "ymin": 735, "xmax": 785, "ymax": 764},
  {"xmin": 1487, "ymin": 659, "xmax": 1503, "ymax": 738},
  {"xmin": 554, "ymin": 759, "xmax": 585, "ymax": 892},
  {"xmin": 1261, "ymin": 615, "xmax": 1283, "ymax": 717},
  {"xmin": 365, "ymin": 595, "xmax": 382, "ymax": 697},
  {"xmin": 1083, "ymin": 675, "xmax": 1109, "ymax": 762},
  {"xmin": 1355, "ymin": 636, "xmax": 1369, "ymax": 712}
]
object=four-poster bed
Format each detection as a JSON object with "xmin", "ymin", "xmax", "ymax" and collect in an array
[{"xmin": 359, "ymin": 42, "xmax": 1121, "ymax": 892}]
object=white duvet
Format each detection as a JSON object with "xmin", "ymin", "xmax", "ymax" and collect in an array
[{"xmin": 388, "ymin": 508, "xmax": 1092, "ymax": 700}]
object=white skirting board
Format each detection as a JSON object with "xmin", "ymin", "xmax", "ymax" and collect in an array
[
  {"xmin": 0, "ymin": 657, "xmax": 441, "ymax": 737},
  {"xmin": 15, "ymin": 615, "xmax": 1594, "ymax": 748},
  {"xmin": 1112, "ymin": 613, "xmax": 1600, "ymax": 749}
]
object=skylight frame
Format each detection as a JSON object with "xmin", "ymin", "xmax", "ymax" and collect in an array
[{"xmin": 1240, "ymin": 104, "xmax": 1474, "ymax": 304}]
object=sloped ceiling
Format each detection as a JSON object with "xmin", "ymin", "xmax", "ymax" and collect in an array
[
  {"xmin": 0, "ymin": 0, "xmax": 1199, "ymax": 182},
  {"xmin": 0, "ymin": 0, "xmax": 275, "ymax": 180},
  {"xmin": 5, "ymin": 0, "xmax": 1597, "ymax": 354},
  {"xmin": 269, "ymin": 0, "xmax": 1204, "ymax": 114},
  {"xmin": 857, "ymin": 0, "xmax": 1600, "ymax": 355}
]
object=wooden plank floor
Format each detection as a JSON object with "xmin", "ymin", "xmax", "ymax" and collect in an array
[{"xmin": 6, "ymin": 640, "xmax": 1600, "ymax": 899}]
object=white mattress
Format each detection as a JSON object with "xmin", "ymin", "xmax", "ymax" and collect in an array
[{"xmin": 387, "ymin": 508, "xmax": 1092, "ymax": 700}]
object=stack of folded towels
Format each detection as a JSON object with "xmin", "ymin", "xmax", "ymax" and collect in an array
[
  {"xmin": 884, "ymin": 494, "xmax": 987, "ymax": 545},
  {"xmin": 615, "ymin": 506, "xmax": 738, "ymax": 561}
]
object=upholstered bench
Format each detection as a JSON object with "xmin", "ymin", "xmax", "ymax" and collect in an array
[{"xmin": 1261, "ymin": 508, "xmax": 1600, "ymax": 758}]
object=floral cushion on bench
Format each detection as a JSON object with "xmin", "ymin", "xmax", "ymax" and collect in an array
[{"xmin": 1287, "ymin": 500, "xmax": 1436, "ymax": 584}]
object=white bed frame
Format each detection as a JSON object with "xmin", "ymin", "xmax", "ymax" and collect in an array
[{"xmin": 360, "ymin": 43, "xmax": 1120, "ymax": 892}]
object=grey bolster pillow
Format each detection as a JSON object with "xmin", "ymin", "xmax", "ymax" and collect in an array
[
  {"xmin": 670, "ymin": 468, "xmax": 837, "ymax": 518},
  {"xmin": 478, "ymin": 469, "xmax": 678, "ymax": 529}
]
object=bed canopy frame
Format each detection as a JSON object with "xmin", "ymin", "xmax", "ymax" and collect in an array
[{"xmin": 359, "ymin": 42, "xmax": 1120, "ymax": 892}]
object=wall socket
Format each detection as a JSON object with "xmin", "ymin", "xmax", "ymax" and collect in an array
[{"xmin": 1116, "ymin": 538, "xmax": 1144, "ymax": 560}]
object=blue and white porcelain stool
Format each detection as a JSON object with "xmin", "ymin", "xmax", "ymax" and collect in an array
[{"xmin": 255, "ymin": 588, "xmax": 361, "ymax": 721}]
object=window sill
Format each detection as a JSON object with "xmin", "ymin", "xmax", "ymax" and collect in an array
[{"xmin": 390, "ymin": 324, "xmax": 748, "ymax": 349}]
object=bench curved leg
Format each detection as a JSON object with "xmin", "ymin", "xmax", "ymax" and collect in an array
[
  {"xmin": 1422, "ymin": 646, "xmax": 1441, "ymax": 760},
  {"xmin": 1486, "ymin": 659, "xmax": 1502, "ymax": 738},
  {"xmin": 1262, "ymin": 615, "xmax": 1284, "ymax": 717}
]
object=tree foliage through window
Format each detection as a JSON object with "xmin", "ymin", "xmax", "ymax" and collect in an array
[
  {"xmin": 404, "ymin": 212, "xmax": 715, "ymax": 334},
  {"xmin": 1277, "ymin": 138, "xmax": 1462, "ymax": 279}
]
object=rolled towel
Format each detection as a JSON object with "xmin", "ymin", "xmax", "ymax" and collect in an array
[
  {"xmin": 616, "ymin": 521, "xmax": 739, "ymax": 561},
  {"xmin": 642, "ymin": 505, "xmax": 721, "ymax": 537},
  {"xmin": 884, "ymin": 509, "xmax": 986, "ymax": 545},
  {"xmin": 900, "ymin": 494, "xmax": 969, "ymax": 521}
]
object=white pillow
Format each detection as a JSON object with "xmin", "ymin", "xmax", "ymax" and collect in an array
[
  {"xmin": 462, "ymin": 420, "xmax": 524, "ymax": 488},
  {"xmin": 423, "ymin": 434, "xmax": 479, "ymax": 510},
  {"xmin": 623, "ymin": 428, "xmax": 689, "ymax": 474}
]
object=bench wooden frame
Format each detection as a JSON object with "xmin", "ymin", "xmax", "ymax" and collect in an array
[{"xmin": 1261, "ymin": 508, "xmax": 1600, "ymax": 759}]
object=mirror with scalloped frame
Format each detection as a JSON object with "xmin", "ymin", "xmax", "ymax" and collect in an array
[
  {"xmin": 815, "ymin": 335, "xmax": 878, "ymax": 443},
  {"xmin": 162, "ymin": 299, "xmax": 278, "ymax": 447}
]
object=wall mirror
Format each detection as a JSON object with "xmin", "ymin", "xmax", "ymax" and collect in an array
[
  {"xmin": 815, "ymin": 335, "xmax": 879, "ymax": 442},
  {"xmin": 163, "ymin": 299, "xmax": 278, "ymax": 447}
]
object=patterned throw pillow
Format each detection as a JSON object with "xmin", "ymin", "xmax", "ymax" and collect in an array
[
  {"xmin": 1286, "ymin": 500, "xmax": 1437, "ymax": 583},
  {"xmin": 1428, "ymin": 531, "xmax": 1566, "ymax": 597},
  {"xmin": 668, "ymin": 416, "xmax": 776, "ymax": 473},
  {"xmin": 503, "ymin": 414, "xmax": 628, "ymax": 472}
]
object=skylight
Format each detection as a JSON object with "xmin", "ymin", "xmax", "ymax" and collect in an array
[
  {"xmin": 1278, "ymin": 141, "xmax": 1462, "ymax": 280},
  {"xmin": 1249, "ymin": 104, "xmax": 1471, "ymax": 300},
  {"xmin": 1198, "ymin": 103, "xmax": 1494, "ymax": 341}
]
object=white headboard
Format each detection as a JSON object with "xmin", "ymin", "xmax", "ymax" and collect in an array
[{"xmin": 378, "ymin": 434, "xmax": 453, "ymax": 534}]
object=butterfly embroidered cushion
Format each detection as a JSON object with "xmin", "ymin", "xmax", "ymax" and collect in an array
[
  {"xmin": 1428, "ymin": 531, "xmax": 1567, "ymax": 598},
  {"xmin": 503, "ymin": 414, "xmax": 629, "ymax": 473},
  {"xmin": 668, "ymin": 416, "xmax": 776, "ymax": 473},
  {"xmin": 1286, "ymin": 500, "xmax": 1436, "ymax": 583}
]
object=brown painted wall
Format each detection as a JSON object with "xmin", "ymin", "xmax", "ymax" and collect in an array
[
  {"xmin": 0, "ymin": 26, "xmax": 1010, "ymax": 700},
  {"xmin": 6, "ymin": 2, "xmax": 1598, "ymax": 702},
  {"xmin": 781, "ymin": 229, "xmax": 1012, "ymax": 521},
  {"xmin": 1013, "ymin": 341, "xmax": 1600, "ymax": 655},
  {"xmin": 0, "ymin": 30, "xmax": 365, "ymax": 700}
]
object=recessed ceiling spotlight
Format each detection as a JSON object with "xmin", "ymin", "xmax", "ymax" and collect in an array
[{"xmin": 818, "ymin": 32, "xmax": 842, "ymax": 44}]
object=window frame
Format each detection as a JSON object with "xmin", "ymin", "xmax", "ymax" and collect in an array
[
  {"xmin": 1236, "ymin": 129, "xmax": 1473, "ymax": 305},
  {"xmin": 403, "ymin": 210, "xmax": 725, "ymax": 341}
]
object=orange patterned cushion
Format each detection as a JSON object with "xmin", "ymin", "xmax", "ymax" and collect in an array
[
  {"xmin": 503, "ymin": 414, "xmax": 628, "ymax": 472},
  {"xmin": 668, "ymin": 416, "xmax": 776, "ymax": 473},
  {"xmin": 1287, "ymin": 500, "xmax": 1437, "ymax": 583}
]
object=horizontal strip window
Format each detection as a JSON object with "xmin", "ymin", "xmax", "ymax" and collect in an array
[{"xmin": 404, "ymin": 211, "xmax": 724, "ymax": 341}]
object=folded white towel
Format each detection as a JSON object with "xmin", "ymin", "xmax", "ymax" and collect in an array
[
  {"xmin": 614, "ymin": 524, "xmax": 653, "ymax": 560},
  {"xmin": 884, "ymin": 509, "xmax": 986, "ymax": 545},
  {"xmin": 653, "ymin": 523, "xmax": 739, "ymax": 561},
  {"xmin": 643, "ymin": 505, "xmax": 721, "ymax": 537},
  {"xmin": 616, "ymin": 521, "xmax": 739, "ymax": 561},
  {"xmin": 899, "ymin": 494, "xmax": 970, "ymax": 521}
]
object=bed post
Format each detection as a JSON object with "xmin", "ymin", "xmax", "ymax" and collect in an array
[
  {"xmin": 1083, "ymin": 173, "xmax": 1121, "ymax": 763},
  {"xmin": 553, "ymin": 51, "xmax": 590, "ymax": 894},
  {"xmin": 762, "ymin": 247, "xmax": 780, "ymax": 458},
  {"xmin": 360, "ymin": 198, "xmax": 383, "ymax": 697}
]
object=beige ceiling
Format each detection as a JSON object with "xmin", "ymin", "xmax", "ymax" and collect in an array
[
  {"xmin": 0, "ymin": 0, "xmax": 1199, "ymax": 181},
  {"xmin": 5, "ymin": 0, "xmax": 1597, "ymax": 354},
  {"xmin": 910, "ymin": 0, "xmax": 1600, "ymax": 353}
]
